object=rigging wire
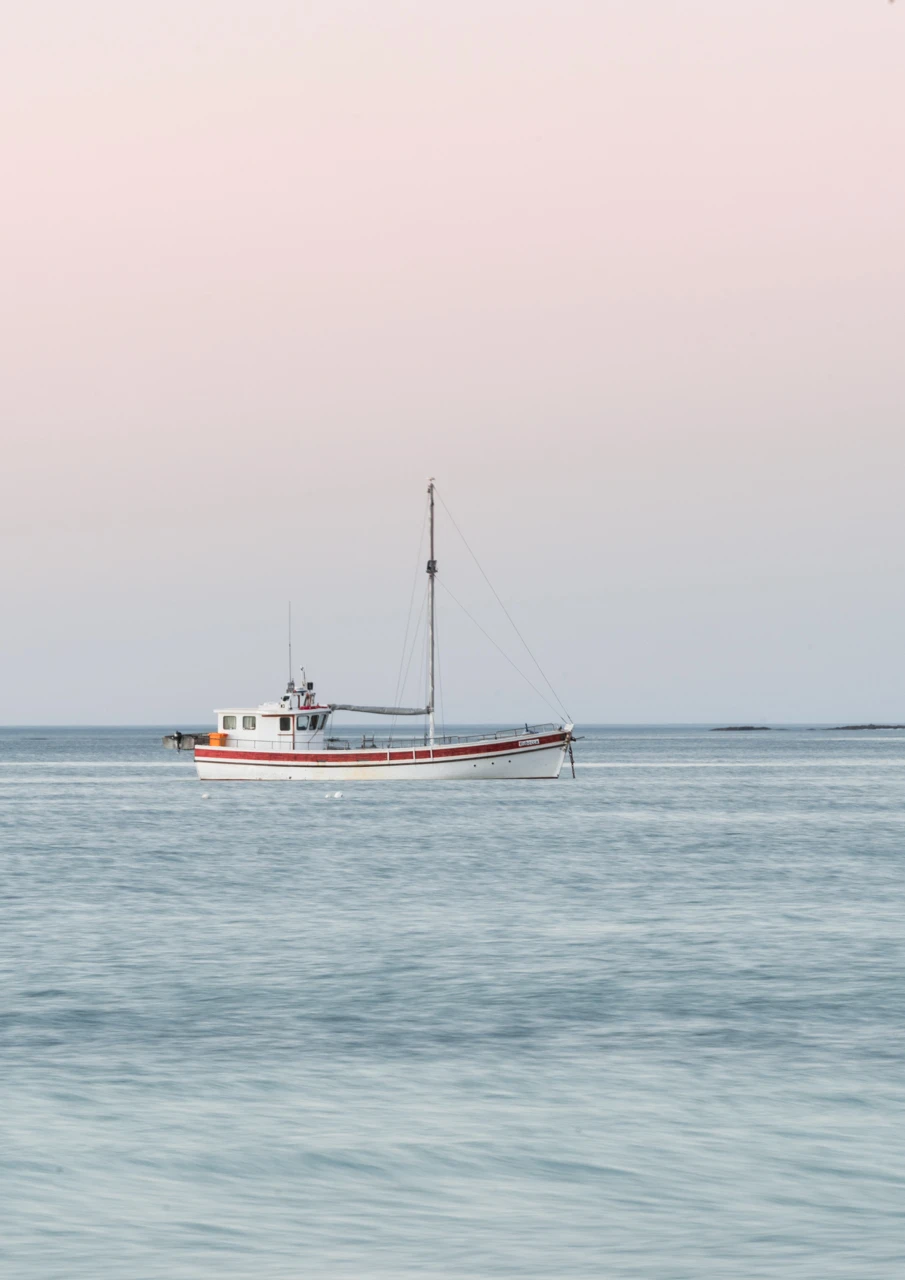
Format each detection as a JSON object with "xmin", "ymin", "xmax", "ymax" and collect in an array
[
  {"xmin": 392, "ymin": 500, "xmax": 430, "ymax": 713},
  {"xmin": 437, "ymin": 579, "xmax": 566, "ymax": 722},
  {"xmin": 397, "ymin": 587, "xmax": 428, "ymax": 715},
  {"xmin": 434, "ymin": 487, "xmax": 571, "ymax": 721},
  {"xmin": 418, "ymin": 587, "xmax": 429, "ymax": 734},
  {"xmin": 435, "ymin": 602, "xmax": 446, "ymax": 739}
]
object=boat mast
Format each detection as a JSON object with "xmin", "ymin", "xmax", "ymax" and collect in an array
[{"xmin": 427, "ymin": 478, "xmax": 437, "ymax": 743}]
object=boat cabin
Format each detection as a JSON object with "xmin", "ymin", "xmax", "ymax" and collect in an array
[{"xmin": 213, "ymin": 680, "xmax": 332, "ymax": 750}]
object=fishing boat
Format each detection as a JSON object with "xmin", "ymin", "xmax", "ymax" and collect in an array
[{"xmin": 166, "ymin": 481, "xmax": 574, "ymax": 781}]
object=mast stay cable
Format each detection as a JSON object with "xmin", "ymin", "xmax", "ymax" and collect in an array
[
  {"xmin": 437, "ymin": 580, "xmax": 566, "ymax": 723},
  {"xmin": 434, "ymin": 488, "xmax": 571, "ymax": 721},
  {"xmin": 435, "ymin": 603, "xmax": 446, "ymax": 738},
  {"xmin": 392, "ymin": 500, "xmax": 430, "ymax": 715},
  {"xmin": 387, "ymin": 498, "xmax": 429, "ymax": 737},
  {"xmin": 397, "ymin": 588, "xmax": 428, "ymax": 717}
]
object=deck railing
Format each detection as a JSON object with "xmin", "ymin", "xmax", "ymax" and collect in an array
[{"xmin": 205, "ymin": 724, "xmax": 561, "ymax": 753}]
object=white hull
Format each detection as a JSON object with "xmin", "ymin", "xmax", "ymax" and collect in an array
[{"xmin": 195, "ymin": 732, "xmax": 570, "ymax": 781}]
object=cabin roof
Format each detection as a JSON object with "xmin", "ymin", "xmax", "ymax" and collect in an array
[{"xmin": 214, "ymin": 704, "xmax": 331, "ymax": 715}]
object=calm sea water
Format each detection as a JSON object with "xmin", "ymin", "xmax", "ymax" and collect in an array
[{"xmin": 2, "ymin": 725, "xmax": 904, "ymax": 1279}]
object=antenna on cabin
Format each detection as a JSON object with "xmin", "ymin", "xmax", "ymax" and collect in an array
[{"xmin": 287, "ymin": 601, "xmax": 295, "ymax": 692}]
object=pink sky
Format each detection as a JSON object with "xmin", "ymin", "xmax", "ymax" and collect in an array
[{"xmin": 2, "ymin": 1, "xmax": 903, "ymax": 723}]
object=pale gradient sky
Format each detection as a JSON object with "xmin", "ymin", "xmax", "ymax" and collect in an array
[{"xmin": 2, "ymin": 1, "xmax": 903, "ymax": 724}]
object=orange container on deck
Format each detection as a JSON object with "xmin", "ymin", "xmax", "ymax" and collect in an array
[{"xmin": 208, "ymin": 732, "xmax": 227, "ymax": 747}]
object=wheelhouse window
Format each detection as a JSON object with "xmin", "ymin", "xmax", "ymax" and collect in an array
[
  {"xmin": 296, "ymin": 715, "xmax": 309, "ymax": 730},
  {"xmin": 279, "ymin": 717, "xmax": 291, "ymax": 731},
  {"xmin": 242, "ymin": 715, "xmax": 256, "ymax": 730},
  {"xmin": 222, "ymin": 715, "xmax": 236, "ymax": 730},
  {"xmin": 309, "ymin": 715, "xmax": 321, "ymax": 731}
]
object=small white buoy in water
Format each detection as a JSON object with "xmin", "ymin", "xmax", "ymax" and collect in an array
[
  {"xmin": 334, "ymin": 791, "xmax": 343, "ymax": 799},
  {"xmin": 201, "ymin": 793, "xmax": 210, "ymax": 799}
]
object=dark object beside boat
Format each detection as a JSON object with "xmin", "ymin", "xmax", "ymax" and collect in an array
[{"xmin": 162, "ymin": 733, "xmax": 210, "ymax": 751}]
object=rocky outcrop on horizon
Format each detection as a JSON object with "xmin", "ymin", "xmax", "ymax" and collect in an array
[{"xmin": 826, "ymin": 724, "xmax": 905, "ymax": 731}]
